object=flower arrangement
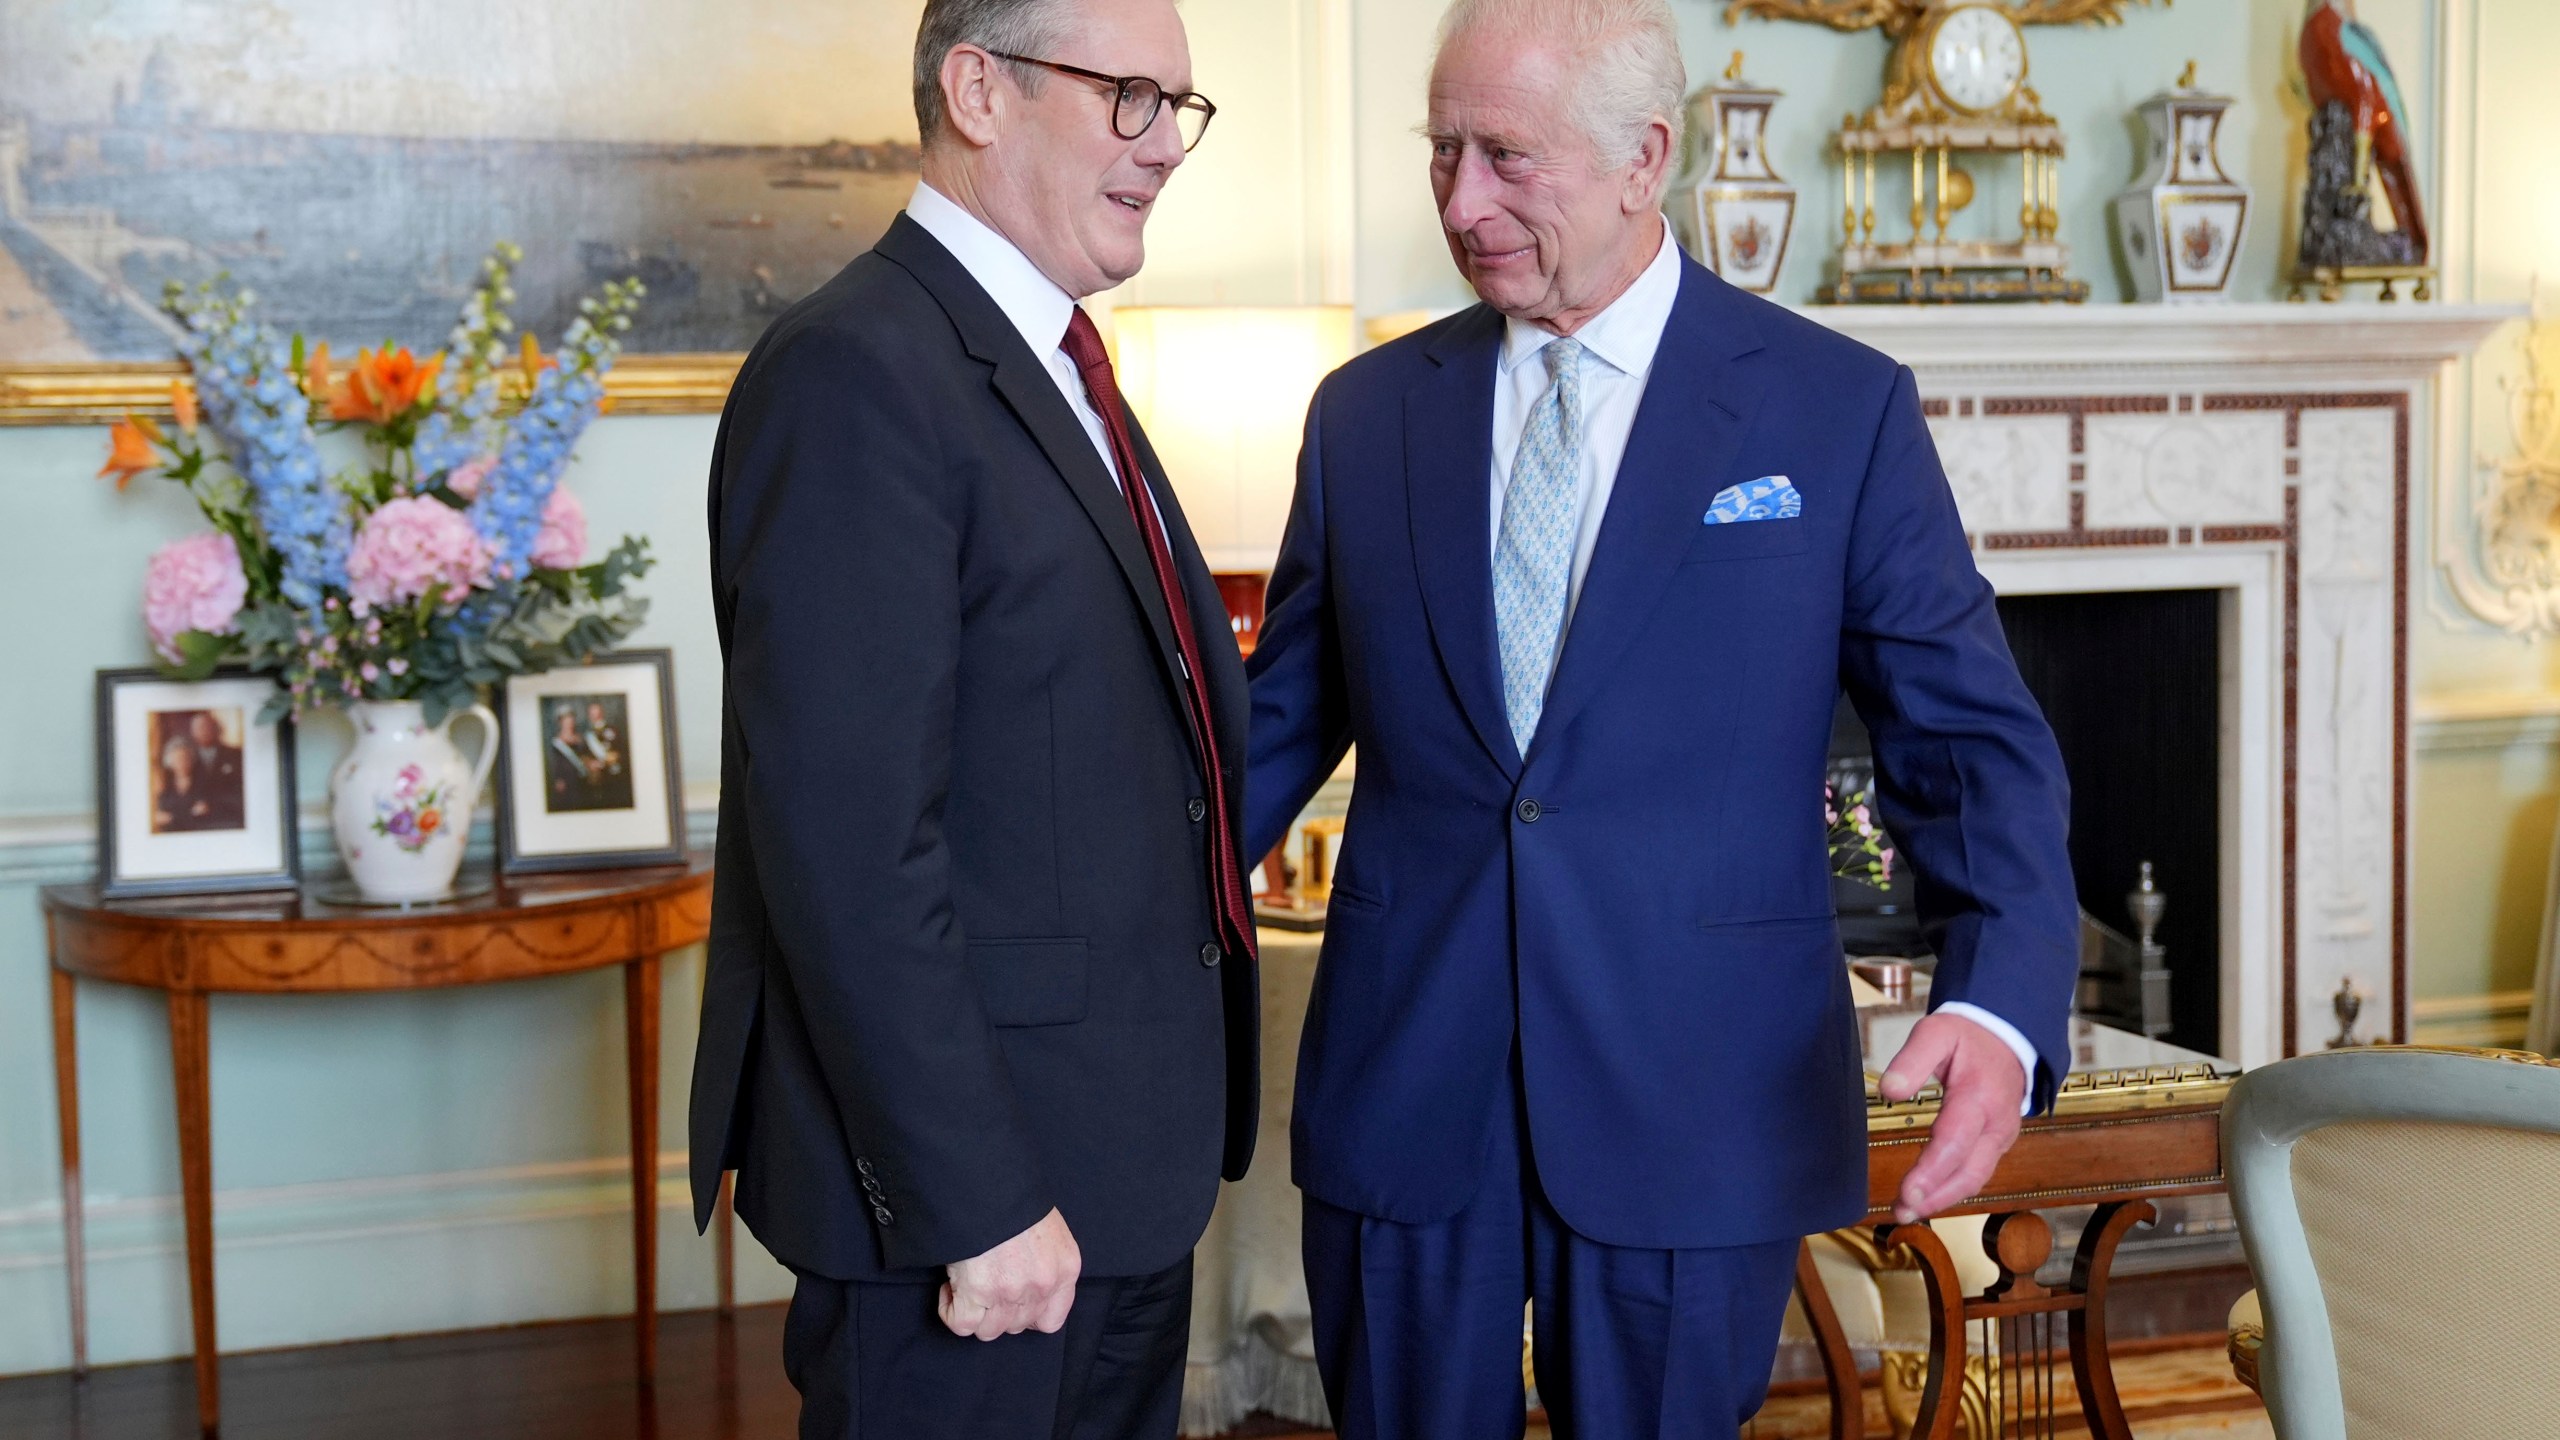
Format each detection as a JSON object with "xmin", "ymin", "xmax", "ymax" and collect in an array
[
  {"xmin": 1826, "ymin": 782, "xmax": 1896, "ymax": 890},
  {"xmin": 103, "ymin": 244, "xmax": 653, "ymax": 725}
]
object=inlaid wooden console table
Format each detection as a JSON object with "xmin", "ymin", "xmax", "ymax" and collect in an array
[
  {"xmin": 42, "ymin": 853, "xmax": 713, "ymax": 1439},
  {"xmin": 1798, "ymin": 1027, "xmax": 2237, "ymax": 1440}
]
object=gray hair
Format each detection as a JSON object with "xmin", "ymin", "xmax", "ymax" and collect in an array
[
  {"xmin": 1435, "ymin": 0, "xmax": 1687, "ymax": 173},
  {"xmin": 912, "ymin": 0, "xmax": 1079, "ymax": 145}
]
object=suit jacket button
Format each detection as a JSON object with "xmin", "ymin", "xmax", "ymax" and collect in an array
[
  {"xmin": 1188, "ymin": 797, "xmax": 1208, "ymax": 823},
  {"xmin": 855, "ymin": 1158, "xmax": 875, "ymax": 1177},
  {"xmin": 872, "ymin": 1205, "xmax": 895, "ymax": 1227},
  {"xmin": 1517, "ymin": 798, "xmax": 1543, "ymax": 823},
  {"xmin": 1199, "ymin": 942, "xmax": 1223, "ymax": 968}
]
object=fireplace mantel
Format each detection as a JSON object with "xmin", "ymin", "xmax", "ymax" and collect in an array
[
  {"xmin": 1805, "ymin": 302, "xmax": 2517, "ymax": 387},
  {"xmin": 1804, "ymin": 301, "xmax": 2517, "ymax": 1067}
]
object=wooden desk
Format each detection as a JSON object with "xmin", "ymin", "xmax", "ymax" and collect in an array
[
  {"xmin": 42, "ymin": 854, "xmax": 713, "ymax": 1440},
  {"xmin": 1797, "ymin": 1062, "xmax": 2234, "ymax": 1440}
]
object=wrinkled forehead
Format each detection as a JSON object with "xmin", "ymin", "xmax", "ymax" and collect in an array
[{"xmin": 1426, "ymin": 33, "xmax": 1572, "ymax": 146}]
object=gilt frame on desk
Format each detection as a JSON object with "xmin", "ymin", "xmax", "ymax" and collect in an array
[{"xmin": 0, "ymin": 0, "xmax": 931, "ymax": 422}]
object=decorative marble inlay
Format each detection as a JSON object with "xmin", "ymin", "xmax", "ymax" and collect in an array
[
  {"xmin": 2083, "ymin": 412, "xmax": 2286, "ymax": 529},
  {"xmin": 1928, "ymin": 413, "xmax": 2073, "ymax": 533}
]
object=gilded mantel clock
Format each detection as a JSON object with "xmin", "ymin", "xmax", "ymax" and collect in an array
[{"xmin": 1726, "ymin": 0, "xmax": 2168, "ymax": 303}]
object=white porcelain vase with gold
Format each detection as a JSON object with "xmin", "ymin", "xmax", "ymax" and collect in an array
[{"xmin": 329, "ymin": 699, "xmax": 499, "ymax": 903}]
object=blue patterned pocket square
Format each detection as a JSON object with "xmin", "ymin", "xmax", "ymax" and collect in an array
[{"xmin": 1704, "ymin": 476, "xmax": 1801, "ymax": 525}]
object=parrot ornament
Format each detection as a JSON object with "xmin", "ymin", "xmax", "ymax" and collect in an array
[{"xmin": 2297, "ymin": 0, "xmax": 2428, "ymax": 264}]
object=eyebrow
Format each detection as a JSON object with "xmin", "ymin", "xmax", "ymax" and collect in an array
[{"xmin": 1419, "ymin": 124, "xmax": 1536, "ymax": 154}]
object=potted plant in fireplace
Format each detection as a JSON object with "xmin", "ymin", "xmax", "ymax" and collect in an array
[{"xmin": 100, "ymin": 245, "xmax": 653, "ymax": 904}]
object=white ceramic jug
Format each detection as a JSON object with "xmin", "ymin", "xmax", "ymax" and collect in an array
[{"xmin": 329, "ymin": 699, "xmax": 500, "ymax": 903}]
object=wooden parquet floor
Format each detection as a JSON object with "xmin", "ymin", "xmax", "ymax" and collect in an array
[{"xmin": 0, "ymin": 1304, "xmax": 2266, "ymax": 1440}]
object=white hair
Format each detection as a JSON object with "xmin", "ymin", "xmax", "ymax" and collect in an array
[{"xmin": 1434, "ymin": 0, "xmax": 1687, "ymax": 173}]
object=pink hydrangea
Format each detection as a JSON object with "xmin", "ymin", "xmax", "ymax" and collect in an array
[
  {"xmin": 142, "ymin": 531, "xmax": 248, "ymax": 663},
  {"xmin": 529, "ymin": 485, "xmax": 588, "ymax": 570},
  {"xmin": 345, "ymin": 496, "xmax": 491, "ymax": 609},
  {"xmin": 445, "ymin": 455, "xmax": 495, "ymax": 499}
]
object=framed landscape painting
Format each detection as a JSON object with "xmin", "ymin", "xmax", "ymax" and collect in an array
[{"xmin": 0, "ymin": 0, "xmax": 925, "ymax": 419}]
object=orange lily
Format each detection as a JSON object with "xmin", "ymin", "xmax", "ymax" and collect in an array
[
  {"xmin": 331, "ymin": 346, "xmax": 445, "ymax": 425},
  {"xmin": 305, "ymin": 342, "xmax": 334, "ymax": 402},
  {"xmin": 170, "ymin": 379, "xmax": 199, "ymax": 434},
  {"xmin": 99, "ymin": 416, "xmax": 161, "ymax": 490}
]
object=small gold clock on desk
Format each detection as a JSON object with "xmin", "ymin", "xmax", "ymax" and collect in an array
[{"xmin": 1725, "ymin": 0, "xmax": 2168, "ymax": 303}]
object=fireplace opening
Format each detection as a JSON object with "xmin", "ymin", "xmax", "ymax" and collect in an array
[{"xmin": 1831, "ymin": 588, "xmax": 2225, "ymax": 1056}]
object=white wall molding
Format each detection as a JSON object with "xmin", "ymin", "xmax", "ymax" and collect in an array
[
  {"xmin": 2407, "ymin": 987, "xmax": 2534, "ymax": 1047},
  {"xmin": 0, "ymin": 1150, "xmax": 793, "ymax": 1377},
  {"xmin": 2414, "ymin": 692, "xmax": 2560, "ymax": 751}
]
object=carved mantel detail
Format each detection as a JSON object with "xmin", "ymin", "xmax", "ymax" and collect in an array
[{"xmin": 1806, "ymin": 303, "xmax": 2514, "ymax": 1063}]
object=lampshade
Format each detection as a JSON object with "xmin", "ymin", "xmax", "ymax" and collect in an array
[{"xmin": 1110, "ymin": 306, "xmax": 1355, "ymax": 572}]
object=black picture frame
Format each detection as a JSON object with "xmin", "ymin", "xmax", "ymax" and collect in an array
[
  {"xmin": 494, "ymin": 649, "xmax": 686, "ymax": 875},
  {"xmin": 94, "ymin": 666, "xmax": 301, "ymax": 898}
]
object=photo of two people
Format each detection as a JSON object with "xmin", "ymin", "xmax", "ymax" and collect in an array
[
  {"xmin": 146, "ymin": 707, "xmax": 246, "ymax": 835},
  {"xmin": 541, "ymin": 694, "xmax": 634, "ymax": 814}
]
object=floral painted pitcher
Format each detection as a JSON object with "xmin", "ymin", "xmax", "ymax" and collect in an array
[{"xmin": 330, "ymin": 700, "xmax": 499, "ymax": 903}]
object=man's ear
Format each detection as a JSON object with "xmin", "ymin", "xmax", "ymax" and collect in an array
[
  {"xmin": 941, "ymin": 44, "xmax": 1007, "ymax": 149},
  {"xmin": 1621, "ymin": 115, "xmax": 1677, "ymax": 215}
]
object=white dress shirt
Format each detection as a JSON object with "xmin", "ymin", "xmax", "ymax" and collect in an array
[
  {"xmin": 905, "ymin": 181, "xmax": 1121, "ymax": 485},
  {"xmin": 1487, "ymin": 222, "xmax": 2043, "ymax": 1100}
]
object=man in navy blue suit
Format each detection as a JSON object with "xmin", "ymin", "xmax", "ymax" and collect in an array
[{"xmin": 1243, "ymin": 1, "xmax": 2078, "ymax": 1434}]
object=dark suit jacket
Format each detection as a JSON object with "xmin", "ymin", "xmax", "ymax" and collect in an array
[
  {"xmin": 690, "ymin": 215, "xmax": 1258, "ymax": 1282},
  {"xmin": 1244, "ymin": 257, "xmax": 2076, "ymax": 1250}
]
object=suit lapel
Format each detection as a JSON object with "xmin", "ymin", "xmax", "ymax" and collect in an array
[
  {"xmin": 1128, "ymin": 416, "xmax": 1249, "ymax": 763},
  {"xmin": 1530, "ymin": 262, "xmax": 1767, "ymax": 764},
  {"xmin": 1406, "ymin": 307, "xmax": 1521, "ymax": 781},
  {"xmin": 875, "ymin": 217, "xmax": 1186, "ymax": 686}
]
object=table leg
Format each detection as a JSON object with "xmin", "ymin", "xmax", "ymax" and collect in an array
[
  {"xmin": 169, "ymin": 991, "xmax": 219, "ymax": 1439},
  {"xmin": 50, "ymin": 965, "xmax": 87, "ymax": 1380},
  {"xmin": 2068, "ymin": 1200, "xmax": 2156, "ymax": 1440},
  {"xmin": 1793, "ymin": 1239, "xmax": 1861, "ymax": 1440},
  {"xmin": 715, "ymin": 1171, "xmax": 736, "ymax": 1316},
  {"xmin": 625, "ymin": 956, "xmax": 662, "ymax": 1384}
]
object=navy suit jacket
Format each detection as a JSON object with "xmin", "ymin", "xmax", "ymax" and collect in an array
[{"xmin": 1244, "ymin": 256, "xmax": 2076, "ymax": 1249}]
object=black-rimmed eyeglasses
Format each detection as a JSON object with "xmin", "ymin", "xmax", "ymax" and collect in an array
[{"xmin": 986, "ymin": 51, "xmax": 1217, "ymax": 152}]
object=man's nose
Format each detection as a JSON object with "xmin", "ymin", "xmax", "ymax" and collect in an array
[
  {"xmin": 1440, "ymin": 152, "xmax": 1501, "ymax": 234},
  {"xmin": 1133, "ymin": 100, "xmax": 1189, "ymax": 169}
]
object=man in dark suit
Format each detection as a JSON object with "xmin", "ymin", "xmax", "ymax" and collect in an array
[
  {"xmin": 687, "ymin": 1, "xmax": 1254, "ymax": 1435},
  {"xmin": 1243, "ymin": 1, "xmax": 2078, "ymax": 1434}
]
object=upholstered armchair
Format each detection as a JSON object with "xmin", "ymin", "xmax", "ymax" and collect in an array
[
  {"xmin": 2221, "ymin": 1046, "xmax": 2560, "ymax": 1437},
  {"xmin": 1783, "ymin": 1217, "xmax": 2002, "ymax": 1439}
]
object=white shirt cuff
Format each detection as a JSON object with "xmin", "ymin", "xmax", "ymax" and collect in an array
[{"xmin": 1933, "ymin": 1001, "xmax": 2042, "ymax": 1117}]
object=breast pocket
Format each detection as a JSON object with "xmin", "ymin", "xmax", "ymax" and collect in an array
[
  {"xmin": 965, "ymin": 938, "xmax": 1090, "ymax": 1027},
  {"xmin": 1681, "ymin": 517, "xmax": 1811, "ymax": 564}
]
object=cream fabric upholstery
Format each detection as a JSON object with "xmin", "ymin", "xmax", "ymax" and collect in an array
[
  {"xmin": 2223, "ymin": 1048, "xmax": 2560, "ymax": 1440},
  {"xmin": 2291, "ymin": 1120, "xmax": 2560, "ymax": 1437},
  {"xmin": 1781, "ymin": 1216, "xmax": 1999, "ymax": 1352}
]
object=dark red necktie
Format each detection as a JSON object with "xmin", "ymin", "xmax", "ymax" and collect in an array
[{"xmin": 1060, "ymin": 307, "xmax": 1257, "ymax": 961}]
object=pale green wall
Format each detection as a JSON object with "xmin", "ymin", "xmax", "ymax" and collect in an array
[{"xmin": 2, "ymin": 0, "xmax": 2553, "ymax": 1381}]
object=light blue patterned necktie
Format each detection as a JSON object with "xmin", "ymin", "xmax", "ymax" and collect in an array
[{"xmin": 1494, "ymin": 337, "xmax": 1583, "ymax": 757}]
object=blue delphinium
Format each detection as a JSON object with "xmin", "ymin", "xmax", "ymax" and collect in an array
[
  {"xmin": 411, "ymin": 245, "xmax": 520, "ymax": 484},
  {"xmin": 164, "ymin": 283, "xmax": 345, "ymax": 608},
  {"xmin": 467, "ymin": 281, "xmax": 640, "ymax": 580}
]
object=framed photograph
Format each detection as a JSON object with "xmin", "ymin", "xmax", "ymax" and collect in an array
[
  {"xmin": 0, "ymin": 0, "xmax": 928, "ymax": 422},
  {"xmin": 495, "ymin": 650, "xmax": 684, "ymax": 873},
  {"xmin": 94, "ymin": 667, "xmax": 299, "ymax": 897}
]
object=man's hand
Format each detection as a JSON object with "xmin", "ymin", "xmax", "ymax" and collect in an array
[
  {"xmin": 938, "ymin": 1208, "xmax": 1081, "ymax": 1341},
  {"xmin": 1878, "ymin": 1013, "xmax": 2029, "ymax": 1225}
]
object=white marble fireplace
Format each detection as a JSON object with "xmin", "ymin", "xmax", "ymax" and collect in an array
[{"xmin": 1813, "ymin": 304, "xmax": 2514, "ymax": 1066}]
